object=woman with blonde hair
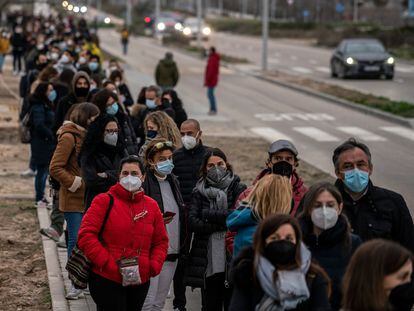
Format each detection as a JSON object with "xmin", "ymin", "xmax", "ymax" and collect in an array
[
  {"xmin": 138, "ymin": 110, "xmax": 181, "ymax": 160},
  {"xmin": 227, "ymin": 174, "xmax": 292, "ymax": 257}
]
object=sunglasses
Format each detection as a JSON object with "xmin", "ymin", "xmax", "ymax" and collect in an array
[{"xmin": 150, "ymin": 141, "xmax": 173, "ymax": 153}]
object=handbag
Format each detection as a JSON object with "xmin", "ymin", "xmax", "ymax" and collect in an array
[
  {"xmin": 19, "ymin": 110, "xmax": 31, "ymax": 144},
  {"xmin": 66, "ymin": 193, "xmax": 114, "ymax": 289}
]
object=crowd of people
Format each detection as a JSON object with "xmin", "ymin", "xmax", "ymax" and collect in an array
[{"xmin": 7, "ymin": 12, "xmax": 414, "ymax": 311}]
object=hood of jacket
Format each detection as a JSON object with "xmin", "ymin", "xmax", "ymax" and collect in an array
[
  {"xmin": 71, "ymin": 71, "xmax": 91, "ymax": 92},
  {"xmin": 227, "ymin": 203, "xmax": 258, "ymax": 232},
  {"xmin": 57, "ymin": 120, "xmax": 86, "ymax": 138}
]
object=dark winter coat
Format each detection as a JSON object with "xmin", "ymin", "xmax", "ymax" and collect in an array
[
  {"xmin": 186, "ymin": 175, "xmax": 246, "ymax": 288},
  {"xmin": 77, "ymin": 183, "xmax": 168, "ymax": 285},
  {"xmin": 300, "ymin": 215, "xmax": 362, "ymax": 311},
  {"xmin": 112, "ymin": 109, "xmax": 139, "ymax": 156},
  {"xmin": 204, "ymin": 52, "xmax": 220, "ymax": 88},
  {"xmin": 172, "ymin": 142, "xmax": 210, "ymax": 205},
  {"xmin": 118, "ymin": 83, "xmax": 134, "ymax": 107},
  {"xmin": 142, "ymin": 170, "xmax": 189, "ymax": 256},
  {"xmin": 29, "ymin": 97, "xmax": 55, "ymax": 166},
  {"xmin": 229, "ymin": 247, "xmax": 331, "ymax": 311},
  {"xmin": 335, "ymin": 179, "xmax": 414, "ymax": 253},
  {"xmin": 80, "ymin": 142, "xmax": 127, "ymax": 210},
  {"xmin": 155, "ymin": 58, "xmax": 179, "ymax": 88},
  {"xmin": 10, "ymin": 33, "xmax": 25, "ymax": 52}
]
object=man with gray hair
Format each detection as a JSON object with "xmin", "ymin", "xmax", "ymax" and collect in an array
[
  {"xmin": 155, "ymin": 52, "xmax": 180, "ymax": 91},
  {"xmin": 332, "ymin": 138, "xmax": 414, "ymax": 252}
]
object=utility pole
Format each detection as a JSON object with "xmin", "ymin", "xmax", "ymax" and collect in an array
[
  {"xmin": 155, "ymin": 0, "xmax": 161, "ymax": 36},
  {"xmin": 262, "ymin": 0, "xmax": 269, "ymax": 71},
  {"xmin": 126, "ymin": 0, "xmax": 132, "ymax": 27},
  {"xmin": 353, "ymin": 0, "xmax": 359, "ymax": 22},
  {"xmin": 218, "ymin": 0, "xmax": 223, "ymax": 15},
  {"xmin": 96, "ymin": 0, "xmax": 102, "ymax": 12},
  {"xmin": 196, "ymin": 0, "xmax": 202, "ymax": 48}
]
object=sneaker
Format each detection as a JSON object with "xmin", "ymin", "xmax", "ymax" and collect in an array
[
  {"xmin": 83, "ymin": 287, "xmax": 90, "ymax": 295},
  {"xmin": 40, "ymin": 227, "xmax": 60, "ymax": 242},
  {"xmin": 35, "ymin": 198, "xmax": 49, "ymax": 208},
  {"xmin": 20, "ymin": 168, "xmax": 36, "ymax": 178},
  {"xmin": 208, "ymin": 110, "xmax": 217, "ymax": 116},
  {"xmin": 57, "ymin": 240, "xmax": 67, "ymax": 248},
  {"xmin": 65, "ymin": 285, "xmax": 85, "ymax": 300}
]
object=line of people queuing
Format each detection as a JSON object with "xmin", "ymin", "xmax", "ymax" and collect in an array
[{"xmin": 12, "ymin": 12, "xmax": 414, "ymax": 311}]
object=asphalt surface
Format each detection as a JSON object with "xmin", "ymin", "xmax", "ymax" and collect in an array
[
  {"xmin": 208, "ymin": 32, "xmax": 414, "ymax": 104},
  {"xmin": 99, "ymin": 29, "xmax": 414, "ymax": 210}
]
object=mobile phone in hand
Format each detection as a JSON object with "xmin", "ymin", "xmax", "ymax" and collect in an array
[{"xmin": 163, "ymin": 211, "xmax": 176, "ymax": 218}]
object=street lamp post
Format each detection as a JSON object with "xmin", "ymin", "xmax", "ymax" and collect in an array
[
  {"xmin": 353, "ymin": 0, "xmax": 359, "ymax": 22},
  {"xmin": 262, "ymin": 0, "xmax": 269, "ymax": 71},
  {"xmin": 155, "ymin": 0, "xmax": 160, "ymax": 36},
  {"xmin": 196, "ymin": 0, "xmax": 202, "ymax": 48},
  {"xmin": 126, "ymin": 0, "xmax": 132, "ymax": 27}
]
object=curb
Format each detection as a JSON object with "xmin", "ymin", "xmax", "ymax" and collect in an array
[
  {"xmin": 221, "ymin": 61, "xmax": 414, "ymax": 129},
  {"xmin": 37, "ymin": 206, "xmax": 69, "ymax": 311}
]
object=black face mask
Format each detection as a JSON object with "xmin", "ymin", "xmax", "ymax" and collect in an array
[
  {"xmin": 272, "ymin": 161, "xmax": 293, "ymax": 178},
  {"xmin": 389, "ymin": 279, "xmax": 414, "ymax": 310},
  {"xmin": 37, "ymin": 62, "xmax": 48, "ymax": 71},
  {"xmin": 146, "ymin": 130, "xmax": 157, "ymax": 139},
  {"xmin": 75, "ymin": 87, "xmax": 89, "ymax": 98},
  {"xmin": 264, "ymin": 240, "xmax": 296, "ymax": 266}
]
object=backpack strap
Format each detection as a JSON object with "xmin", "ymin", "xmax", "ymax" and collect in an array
[{"xmin": 98, "ymin": 194, "xmax": 114, "ymax": 241}]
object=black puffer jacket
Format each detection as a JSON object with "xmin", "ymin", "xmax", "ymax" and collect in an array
[
  {"xmin": 142, "ymin": 170, "xmax": 190, "ymax": 256},
  {"xmin": 229, "ymin": 247, "xmax": 331, "ymax": 311},
  {"xmin": 335, "ymin": 179, "xmax": 414, "ymax": 253},
  {"xmin": 186, "ymin": 175, "xmax": 246, "ymax": 288},
  {"xmin": 172, "ymin": 143, "xmax": 210, "ymax": 205},
  {"xmin": 300, "ymin": 216, "xmax": 362, "ymax": 311},
  {"xmin": 80, "ymin": 142, "xmax": 127, "ymax": 210},
  {"xmin": 112, "ymin": 109, "xmax": 139, "ymax": 156}
]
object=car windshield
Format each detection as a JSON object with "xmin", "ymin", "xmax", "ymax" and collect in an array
[{"xmin": 345, "ymin": 42, "xmax": 385, "ymax": 54}]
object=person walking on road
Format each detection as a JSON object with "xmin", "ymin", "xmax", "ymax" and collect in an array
[
  {"xmin": 155, "ymin": 52, "xmax": 180, "ymax": 91},
  {"xmin": 171, "ymin": 118, "xmax": 209, "ymax": 311},
  {"xmin": 229, "ymin": 214, "xmax": 332, "ymax": 311},
  {"xmin": 332, "ymin": 138, "xmax": 414, "ymax": 252},
  {"xmin": 49, "ymin": 103, "xmax": 100, "ymax": 300},
  {"xmin": 0, "ymin": 30, "xmax": 10, "ymax": 74},
  {"xmin": 121, "ymin": 27, "xmax": 129, "ymax": 55},
  {"xmin": 342, "ymin": 239, "xmax": 414, "ymax": 311},
  {"xmin": 236, "ymin": 139, "xmax": 308, "ymax": 216},
  {"xmin": 187, "ymin": 148, "xmax": 246, "ymax": 311},
  {"xmin": 227, "ymin": 174, "xmax": 292, "ymax": 257},
  {"xmin": 204, "ymin": 47, "xmax": 220, "ymax": 115},
  {"xmin": 10, "ymin": 25, "xmax": 26, "ymax": 75},
  {"xmin": 298, "ymin": 182, "xmax": 362, "ymax": 311},
  {"xmin": 77, "ymin": 156, "xmax": 169, "ymax": 310},
  {"xmin": 29, "ymin": 82, "xmax": 57, "ymax": 208}
]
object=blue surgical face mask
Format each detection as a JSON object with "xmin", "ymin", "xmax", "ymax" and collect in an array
[
  {"xmin": 343, "ymin": 168, "xmax": 369, "ymax": 193},
  {"xmin": 106, "ymin": 102, "xmax": 119, "ymax": 116},
  {"xmin": 146, "ymin": 99, "xmax": 157, "ymax": 109},
  {"xmin": 156, "ymin": 159, "xmax": 174, "ymax": 176},
  {"xmin": 48, "ymin": 90, "xmax": 57, "ymax": 102},
  {"xmin": 88, "ymin": 61, "xmax": 99, "ymax": 71}
]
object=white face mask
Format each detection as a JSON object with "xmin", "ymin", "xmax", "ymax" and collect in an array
[
  {"xmin": 60, "ymin": 54, "xmax": 70, "ymax": 64},
  {"xmin": 120, "ymin": 175, "xmax": 142, "ymax": 193},
  {"xmin": 181, "ymin": 132, "xmax": 198, "ymax": 150},
  {"xmin": 311, "ymin": 205, "xmax": 339, "ymax": 230}
]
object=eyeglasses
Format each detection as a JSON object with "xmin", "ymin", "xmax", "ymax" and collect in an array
[{"xmin": 104, "ymin": 129, "xmax": 119, "ymax": 134}]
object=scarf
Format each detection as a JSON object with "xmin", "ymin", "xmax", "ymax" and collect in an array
[
  {"xmin": 196, "ymin": 171, "xmax": 235, "ymax": 277},
  {"xmin": 256, "ymin": 243, "xmax": 311, "ymax": 311}
]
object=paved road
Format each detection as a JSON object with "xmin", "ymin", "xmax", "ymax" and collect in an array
[
  {"xmin": 99, "ymin": 29, "xmax": 414, "ymax": 210},
  {"xmin": 208, "ymin": 32, "xmax": 414, "ymax": 103}
]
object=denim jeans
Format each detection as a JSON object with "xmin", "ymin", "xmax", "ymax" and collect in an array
[
  {"xmin": 64, "ymin": 212, "xmax": 83, "ymax": 258},
  {"xmin": 0, "ymin": 54, "xmax": 5, "ymax": 72},
  {"xmin": 207, "ymin": 87, "xmax": 217, "ymax": 112},
  {"xmin": 34, "ymin": 165, "xmax": 48, "ymax": 202}
]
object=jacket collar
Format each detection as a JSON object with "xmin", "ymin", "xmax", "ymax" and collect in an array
[{"xmin": 110, "ymin": 183, "xmax": 144, "ymax": 202}]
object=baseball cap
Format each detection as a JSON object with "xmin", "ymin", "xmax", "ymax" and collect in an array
[{"xmin": 268, "ymin": 139, "xmax": 298, "ymax": 156}]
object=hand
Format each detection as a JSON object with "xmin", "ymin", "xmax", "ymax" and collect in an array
[
  {"xmin": 163, "ymin": 216, "xmax": 174, "ymax": 224},
  {"xmin": 97, "ymin": 172, "xmax": 107, "ymax": 178}
]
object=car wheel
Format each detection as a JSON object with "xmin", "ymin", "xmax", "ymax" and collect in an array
[
  {"xmin": 386, "ymin": 74, "xmax": 394, "ymax": 80},
  {"xmin": 330, "ymin": 63, "xmax": 337, "ymax": 78},
  {"xmin": 337, "ymin": 63, "xmax": 346, "ymax": 79}
]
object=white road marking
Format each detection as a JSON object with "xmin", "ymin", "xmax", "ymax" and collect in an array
[
  {"xmin": 395, "ymin": 78, "xmax": 405, "ymax": 84},
  {"xmin": 315, "ymin": 66, "xmax": 330, "ymax": 73},
  {"xmin": 292, "ymin": 67, "xmax": 312, "ymax": 74},
  {"xmin": 293, "ymin": 127, "xmax": 340, "ymax": 142},
  {"xmin": 254, "ymin": 113, "xmax": 335, "ymax": 122},
  {"xmin": 250, "ymin": 127, "xmax": 292, "ymax": 142},
  {"xmin": 336, "ymin": 127, "xmax": 387, "ymax": 141},
  {"xmin": 380, "ymin": 127, "xmax": 414, "ymax": 141},
  {"xmin": 395, "ymin": 65, "xmax": 414, "ymax": 73}
]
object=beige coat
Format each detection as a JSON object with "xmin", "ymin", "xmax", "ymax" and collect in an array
[{"xmin": 50, "ymin": 121, "xmax": 86, "ymax": 212}]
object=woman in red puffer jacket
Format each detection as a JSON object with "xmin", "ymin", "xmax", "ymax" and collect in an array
[{"xmin": 77, "ymin": 155, "xmax": 168, "ymax": 310}]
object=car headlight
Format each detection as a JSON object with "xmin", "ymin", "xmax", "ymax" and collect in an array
[
  {"xmin": 346, "ymin": 57, "xmax": 355, "ymax": 65},
  {"xmin": 175, "ymin": 23, "xmax": 183, "ymax": 31},
  {"xmin": 157, "ymin": 22, "xmax": 166, "ymax": 31},
  {"xmin": 202, "ymin": 27, "xmax": 211, "ymax": 36},
  {"xmin": 183, "ymin": 27, "xmax": 191, "ymax": 36},
  {"xmin": 386, "ymin": 57, "xmax": 395, "ymax": 65}
]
